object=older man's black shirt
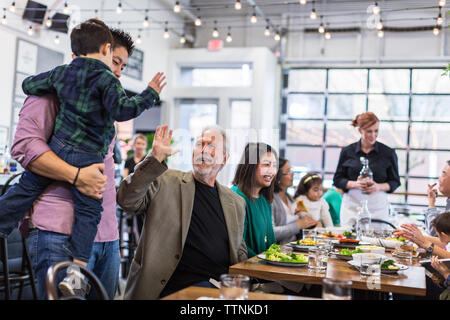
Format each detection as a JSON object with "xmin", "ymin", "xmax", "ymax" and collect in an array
[
  {"xmin": 333, "ymin": 140, "xmax": 400, "ymax": 193},
  {"xmin": 160, "ymin": 179, "xmax": 230, "ymax": 297}
]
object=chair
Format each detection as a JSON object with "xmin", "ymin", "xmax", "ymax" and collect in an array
[
  {"xmin": 0, "ymin": 228, "xmax": 37, "ymax": 300},
  {"xmin": 46, "ymin": 261, "xmax": 109, "ymax": 300},
  {"xmin": 117, "ymin": 207, "xmax": 139, "ymax": 279}
]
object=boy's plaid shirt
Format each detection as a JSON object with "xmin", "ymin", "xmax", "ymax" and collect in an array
[{"xmin": 22, "ymin": 57, "xmax": 159, "ymax": 156}]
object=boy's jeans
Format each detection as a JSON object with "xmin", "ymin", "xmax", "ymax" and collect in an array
[{"xmin": 0, "ymin": 136, "xmax": 104, "ymax": 263}]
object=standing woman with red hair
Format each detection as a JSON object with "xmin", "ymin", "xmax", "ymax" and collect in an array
[{"xmin": 333, "ymin": 112, "xmax": 400, "ymax": 228}]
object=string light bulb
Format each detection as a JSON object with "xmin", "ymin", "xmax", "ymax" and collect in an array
[
  {"xmin": 264, "ymin": 25, "xmax": 271, "ymax": 36},
  {"xmin": 226, "ymin": 30, "xmax": 232, "ymax": 43},
  {"xmin": 54, "ymin": 35, "xmax": 60, "ymax": 44},
  {"xmin": 173, "ymin": 1, "xmax": 181, "ymax": 13},
  {"xmin": 439, "ymin": 0, "xmax": 445, "ymax": 6},
  {"xmin": 46, "ymin": 17, "xmax": 52, "ymax": 28},
  {"xmin": 376, "ymin": 19, "xmax": 383, "ymax": 30},
  {"xmin": 251, "ymin": 12, "xmax": 257, "ymax": 24},
  {"xmin": 318, "ymin": 23, "xmax": 325, "ymax": 33},
  {"xmin": 9, "ymin": 2, "xmax": 15, "ymax": 13},
  {"xmin": 433, "ymin": 26, "xmax": 440, "ymax": 36},
  {"xmin": 2, "ymin": 9, "xmax": 7, "ymax": 25},
  {"xmin": 136, "ymin": 34, "xmax": 142, "ymax": 44},
  {"xmin": 180, "ymin": 34, "xmax": 186, "ymax": 44},
  {"xmin": 274, "ymin": 32, "xmax": 280, "ymax": 41},
  {"xmin": 299, "ymin": 0, "xmax": 307, "ymax": 5},
  {"xmin": 116, "ymin": 2, "xmax": 123, "ymax": 14},
  {"xmin": 63, "ymin": 2, "xmax": 69, "ymax": 14},
  {"xmin": 27, "ymin": 25, "xmax": 33, "ymax": 36},
  {"xmin": 437, "ymin": 13, "xmax": 443, "ymax": 26},
  {"xmin": 164, "ymin": 21, "xmax": 169, "ymax": 39},
  {"xmin": 310, "ymin": 7, "xmax": 317, "ymax": 19},
  {"xmin": 377, "ymin": 29, "xmax": 384, "ymax": 38},
  {"xmin": 325, "ymin": 31, "xmax": 331, "ymax": 39},
  {"xmin": 143, "ymin": 16, "xmax": 149, "ymax": 28},
  {"xmin": 195, "ymin": 16, "xmax": 202, "ymax": 26},
  {"xmin": 235, "ymin": 0, "xmax": 242, "ymax": 10},
  {"xmin": 373, "ymin": 2, "xmax": 380, "ymax": 15}
]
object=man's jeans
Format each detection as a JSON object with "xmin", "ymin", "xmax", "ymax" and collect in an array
[
  {"xmin": 0, "ymin": 136, "xmax": 104, "ymax": 262},
  {"xmin": 27, "ymin": 229, "xmax": 120, "ymax": 300}
]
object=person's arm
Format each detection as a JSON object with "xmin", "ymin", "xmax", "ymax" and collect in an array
[
  {"xmin": 116, "ymin": 125, "xmax": 178, "ymax": 215},
  {"xmin": 22, "ymin": 69, "xmax": 56, "ymax": 96},
  {"xmin": 123, "ymin": 167, "xmax": 129, "ymax": 179},
  {"xmin": 385, "ymin": 150, "xmax": 401, "ymax": 193},
  {"xmin": 102, "ymin": 72, "xmax": 166, "ymax": 122},
  {"xmin": 271, "ymin": 201, "xmax": 300, "ymax": 243},
  {"xmin": 11, "ymin": 95, "xmax": 107, "ymax": 199}
]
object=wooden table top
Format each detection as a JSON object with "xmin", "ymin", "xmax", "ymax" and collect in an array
[
  {"xmin": 229, "ymin": 253, "xmax": 426, "ymax": 297},
  {"xmin": 161, "ymin": 286, "xmax": 320, "ymax": 300}
]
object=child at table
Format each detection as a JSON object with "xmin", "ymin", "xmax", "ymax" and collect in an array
[{"xmin": 294, "ymin": 173, "xmax": 334, "ymax": 228}]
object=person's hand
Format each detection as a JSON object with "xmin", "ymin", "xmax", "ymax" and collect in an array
[
  {"xmin": 148, "ymin": 72, "xmax": 167, "ymax": 94},
  {"xmin": 348, "ymin": 178, "xmax": 367, "ymax": 190},
  {"xmin": 431, "ymin": 255, "xmax": 450, "ymax": 280},
  {"xmin": 315, "ymin": 221, "xmax": 323, "ymax": 228},
  {"xmin": 397, "ymin": 224, "xmax": 430, "ymax": 248},
  {"xmin": 74, "ymin": 163, "xmax": 107, "ymax": 200},
  {"xmin": 427, "ymin": 183, "xmax": 438, "ymax": 207},
  {"xmin": 296, "ymin": 216, "xmax": 317, "ymax": 229},
  {"xmin": 361, "ymin": 181, "xmax": 380, "ymax": 195},
  {"xmin": 151, "ymin": 125, "xmax": 179, "ymax": 163}
]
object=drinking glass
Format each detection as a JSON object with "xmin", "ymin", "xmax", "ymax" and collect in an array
[
  {"xmin": 360, "ymin": 263, "xmax": 381, "ymax": 279},
  {"xmin": 315, "ymin": 248, "xmax": 328, "ymax": 273},
  {"xmin": 322, "ymin": 278, "xmax": 353, "ymax": 300},
  {"xmin": 219, "ymin": 274, "xmax": 250, "ymax": 300},
  {"xmin": 302, "ymin": 229, "xmax": 317, "ymax": 241},
  {"xmin": 308, "ymin": 247, "xmax": 318, "ymax": 271}
]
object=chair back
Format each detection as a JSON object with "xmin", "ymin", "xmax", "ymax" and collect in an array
[{"xmin": 46, "ymin": 261, "xmax": 109, "ymax": 300}]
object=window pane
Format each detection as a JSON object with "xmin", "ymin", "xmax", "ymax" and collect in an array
[
  {"xmin": 288, "ymin": 94, "xmax": 324, "ymax": 118},
  {"xmin": 395, "ymin": 150, "xmax": 407, "ymax": 177},
  {"xmin": 369, "ymin": 69, "xmax": 410, "ymax": 93},
  {"xmin": 324, "ymin": 147, "xmax": 342, "ymax": 173},
  {"xmin": 180, "ymin": 65, "xmax": 252, "ymax": 87},
  {"xmin": 411, "ymin": 95, "xmax": 450, "ymax": 121},
  {"xmin": 286, "ymin": 146, "xmax": 323, "ymax": 173},
  {"xmin": 408, "ymin": 150, "xmax": 450, "ymax": 178},
  {"xmin": 407, "ymin": 178, "xmax": 435, "ymax": 206},
  {"xmin": 325, "ymin": 121, "xmax": 360, "ymax": 147},
  {"xmin": 328, "ymin": 69, "xmax": 368, "ymax": 93},
  {"xmin": 230, "ymin": 100, "xmax": 251, "ymax": 129},
  {"xmin": 410, "ymin": 123, "xmax": 450, "ymax": 150},
  {"xmin": 287, "ymin": 120, "xmax": 323, "ymax": 145},
  {"xmin": 367, "ymin": 95, "xmax": 409, "ymax": 121},
  {"xmin": 377, "ymin": 122, "xmax": 408, "ymax": 149},
  {"xmin": 412, "ymin": 69, "xmax": 450, "ymax": 93},
  {"xmin": 327, "ymin": 94, "xmax": 366, "ymax": 119},
  {"xmin": 288, "ymin": 69, "xmax": 326, "ymax": 92}
]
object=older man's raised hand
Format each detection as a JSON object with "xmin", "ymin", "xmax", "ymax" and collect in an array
[{"xmin": 151, "ymin": 125, "xmax": 179, "ymax": 163}]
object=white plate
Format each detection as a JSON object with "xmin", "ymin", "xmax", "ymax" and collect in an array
[
  {"xmin": 257, "ymin": 253, "xmax": 309, "ymax": 268},
  {"xmin": 348, "ymin": 260, "xmax": 408, "ymax": 274}
]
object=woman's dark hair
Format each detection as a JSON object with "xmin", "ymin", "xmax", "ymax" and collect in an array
[
  {"xmin": 110, "ymin": 28, "xmax": 135, "ymax": 57},
  {"xmin": 71, "ymin": 18, "xmax": 114, "ymax": 56},
  {"xmin": 431, "ymin": 211, "xmax": 450, "ymax": 235},
  {"xmin": 232, "ymin": 142, "xmax": 278, "ymax": 204},
  {"xmin": 294, "ymin": 172, "xmax": 323, "ymax": 198},
  {"xmin": 274, "ymin": 157, "xmax": 288, "ymax": 193}
]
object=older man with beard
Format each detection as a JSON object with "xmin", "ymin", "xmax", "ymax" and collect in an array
[{"xmin": 117, "ymin": 125, "xmax": 247, "ymax": 300}]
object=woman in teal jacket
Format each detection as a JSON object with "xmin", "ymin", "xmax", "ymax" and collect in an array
[{"xmin": 231, "ymin": 142, "xmax": 278, "ymax": 258}]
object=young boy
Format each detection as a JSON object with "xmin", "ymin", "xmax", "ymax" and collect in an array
[{"xmin": 0, "ymin": 19, "xmax": 166, "ymax": 295}]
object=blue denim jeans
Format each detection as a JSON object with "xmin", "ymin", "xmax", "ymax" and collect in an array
[
  {"xmin": 0, "ymin": 136, "xmax": 104, "ymax": 262},
  {"xmin": 27, "ymin": 229, "xmax": 119, "ymax": 300}
]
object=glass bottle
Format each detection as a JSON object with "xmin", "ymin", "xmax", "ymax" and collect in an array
[
  {"xmin": 359, "ymin": 157, "xmax": 373, "ymax": 195},
  {"xmin": 356, "ymin": 200, "xmax": 371, "ymax": 239}
]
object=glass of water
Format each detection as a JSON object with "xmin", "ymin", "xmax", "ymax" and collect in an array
[
  {"xmin": 322, "ymin": 278, "xmax": 353, "ymax": 300},
  {"xmin": 219, "ymin": 274, "xmax": 250, "ymax": 300},
  {"xmin": 302, "ymin": 229, "xmax": 317, "ymax": 241},
  {"xmin": 308, "ymin": 247, "xmax": 318, "ymax": 271},
  {"xmin": 360, "ymin": 263, "xmax": 381, "ymax": 279},
  {"xmin": 315, "ymin": 248, "xmax": 328, "ymax": 273}
]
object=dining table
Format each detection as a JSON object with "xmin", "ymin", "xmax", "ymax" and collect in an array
[
  {"xmin": 161, "ymin": 286, "xmax": 321, "ymax": 300},
  {"xmin": 229, "ymin": 247, "xmax": 427, "ymax": 297}
]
